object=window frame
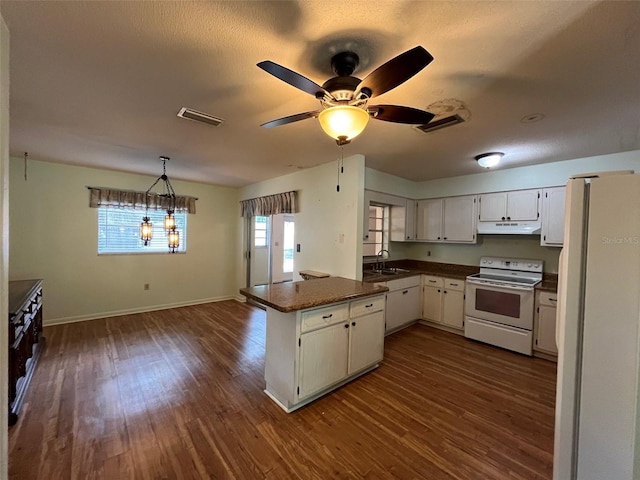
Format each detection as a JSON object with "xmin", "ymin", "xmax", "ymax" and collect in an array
[{"xmin": 363, "ymin": 203, "xmax": 389, "ymax": 259}]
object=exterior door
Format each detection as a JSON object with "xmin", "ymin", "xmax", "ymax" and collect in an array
[{"xmin": 249, "ymin": 216, "xmax": 270, "ymax": 286}]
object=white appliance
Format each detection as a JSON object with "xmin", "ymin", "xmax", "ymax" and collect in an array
[
  {"xmin": 554, "ymin": 171, "xmax": 640, "ymax": 480},
  {"xmin": 464, "ymin": 256, "xmax": 543, "ymax": 355},
  {"xmin": 476, "ymin": 220, "xmax": 541, "ymax": 235}
]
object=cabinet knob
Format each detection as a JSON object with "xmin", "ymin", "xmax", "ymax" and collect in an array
[
  {"xmin": 437, "ymin": 289, "xmax": 441, "ymax": 293},
  {"xmin": 501, "ymin": 217, "xmax": 506, "ymax": 221},
  {"xmin": 402, "ymin": 290, "xmax": 408, "ymax": 294},
  {"xmin": 444, "ymin": 290, "xmax": 447, "ymax": 294},
  {"xmin": 344, "ymin": 324, "xmax": 349, "ymax": 329},
  {"xmin": 443, "ymin": 237, "xmax": 447, "ymax": 240},
  {"xmin": 437, "ymin": 236, "xmax": 441, "ymax": 240},
  {"xmin": 507, "ymin": 216, "xmax": 511, "ymax": 220},
  {"xmin": 351, "ymin": 321, "xmax": 356, "ymax": 327}
]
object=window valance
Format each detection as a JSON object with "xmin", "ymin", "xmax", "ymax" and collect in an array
[
  {"xmin": 87, "ymin": 187, "xmax": 197, "ymax": 214},
  {"xmin": 240, "ymin": 190, "xmax": 297, "ymax": 218}
]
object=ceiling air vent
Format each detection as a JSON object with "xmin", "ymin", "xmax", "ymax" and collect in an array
[
  {"xmin": 177, "ymin": 107, "xmax": 224, "ymax": 127},
  {"xmin": 414, "ymin": 114, "xmax": 464, "ymax": 134}
]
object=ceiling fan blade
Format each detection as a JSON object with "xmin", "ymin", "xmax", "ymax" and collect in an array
[
  {"xmin": 369, "ymin": 105, "xmax": 435, "ymax": 124},
  {"xmin": 258, "ymin": 61, "xmax": 330, "ymax": 98},
  {"xmin": 260, "ymin": 111, "xmax": 319, "ymax": 128},
  {"xmin": 356, "ymin": 46, "xmax": 434, "ymax": 99}
]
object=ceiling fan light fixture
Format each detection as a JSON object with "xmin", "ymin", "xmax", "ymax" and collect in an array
[
  {"xmin": 318, "ymin": 105, "xmax": 370, "ymax": 144},
  {"xmin": 475, "ymin": 152, "xmax": 504, "ymax": 169}
]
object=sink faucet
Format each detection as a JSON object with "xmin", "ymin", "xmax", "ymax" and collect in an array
[{"xmin": 376, "ymin": 249, "xmax": 390, "ymax": 270}]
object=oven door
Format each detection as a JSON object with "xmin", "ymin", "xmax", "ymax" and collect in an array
[{"xmin": 465, "ymin": 279, "xmax": 534, "ymax": 330}]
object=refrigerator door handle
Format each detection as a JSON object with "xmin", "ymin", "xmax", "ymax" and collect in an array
[{"xmin": 556, "ymin": 247, "xmax": 565, "ymax": 350}]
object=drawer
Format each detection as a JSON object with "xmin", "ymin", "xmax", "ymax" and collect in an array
[
  {"xmin": 444, "ymin": 278, "xmax": 464, "ymax": 292},
  {"xmin": 350, "ymin": 295, "xmax": 385, "ymax": 318},
  {"xmin": 386, "ymin": 275, "xmax": 421, "ymax": 291},
  {"xmin": 423, "ymin": 275, "xmax": 444, "ymax": 288},
  {"xmin": 538, "ymin": 291, "xmax": 558, "ymax": 307},
  {"xmin": 300, "ymin": 303, "xmax": 349, "ymax": 333}
]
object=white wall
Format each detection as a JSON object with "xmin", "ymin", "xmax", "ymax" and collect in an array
[
  {"xmin": 368, "ymin": 150, "xmax": 640, "ymax": 273},
  {"xmin": 239, "ymin": 154, "xmax": 365, "ymax": 283},
  {"xmin": 9, "ymin": 158, "xmax": 240, "ymax": 324},
  {"xmin": 0, "ymin": 13, "xmax": 9, "ymax": 478}
]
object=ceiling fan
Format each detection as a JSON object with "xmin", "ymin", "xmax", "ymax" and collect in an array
[{"xmin": 258, "ymin": 46, "xmax": 436, "ymax": 145}]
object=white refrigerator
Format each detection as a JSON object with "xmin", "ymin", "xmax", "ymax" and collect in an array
[{"xmin": 554, "ymin": 171, "xmax": 640, "ymax": 480}]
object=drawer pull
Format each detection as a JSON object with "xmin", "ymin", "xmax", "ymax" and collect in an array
[
  {"xmin": 549, "ymin": 298, "xmax": 557, "ymax": 303},
  {"xmin": 402, "ymin": 290, "xmax": 409, "ymax": 294},
  {"xmin": 429, "ymin": 280, "xmax": 437, "ymax": 283},
  {"xmin": 365, "ymin": 303, "xmax": 373, "ymax": 308},
  {"xmin": 322, "ymin": 314, "xmax": 333, "ymax": 319},
  {"xmin": 450, "ymin": 283, "xmax": 459, "ymax": 286}
]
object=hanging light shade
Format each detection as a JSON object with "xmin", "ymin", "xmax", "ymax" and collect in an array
[
  {"xmin": 318, "ymin": 105, "xmax": 370, "ymax": 145},
  {"xmin": 140, "ymin": 216, "xmax": 153, "ymax": 245},
  {"xmin": 164, "ymin": 211, "xmax": 176, "ymax": 231},
  {"xmin": 168, "ymin": 229, "xmax": 180, "ymax": 253}
]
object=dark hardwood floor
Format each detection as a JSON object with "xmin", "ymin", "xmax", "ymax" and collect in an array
[{"xmin": 8, "ymin": 300, "xmax": 557, "ymax": 479}]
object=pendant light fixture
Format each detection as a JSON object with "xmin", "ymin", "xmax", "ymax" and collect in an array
[
  {"xmin": 318, "ymin": 105, "xmax": 370, "ymax": 146},
  {"xmin": 141, "ymin": 156, "xmax": 181, "ymax": 252}
]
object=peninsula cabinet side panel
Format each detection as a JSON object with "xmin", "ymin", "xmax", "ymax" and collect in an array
[{"xmin": 264, "ymin": 307, "xmax": 298, "ymax": 409}]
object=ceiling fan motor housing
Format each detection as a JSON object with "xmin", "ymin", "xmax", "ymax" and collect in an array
[{"xmin": 322, "ymin": 76, "xmax": 361, "ymax": 101}]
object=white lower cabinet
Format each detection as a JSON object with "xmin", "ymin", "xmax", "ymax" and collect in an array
[
  {"xmin": 378, "ymin": 276, "xmax": 421, "ymax": 333},
  {"xmin": 534, "ymin": 290, "xmax": 558, "ymax": 355},
  {"xmin": 422, "ymin": 275, "xmax": 465, "ymax": 331},
  {"xmin": 265, "ymin": 294, "xmax": 385, "ymax": 412}
]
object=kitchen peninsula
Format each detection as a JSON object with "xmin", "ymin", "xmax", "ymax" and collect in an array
[{"xmin": 240, "ymin": 277, "xmax": 388, "ymax": 412}]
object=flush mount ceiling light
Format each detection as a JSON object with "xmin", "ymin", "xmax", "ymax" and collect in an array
[
  {"xmin": 475, "ymin": 152, "xmax": 504, "ymax": 169},
  {"xmin": 140, "ymin": 156, "xmax": 181, "ymax": 253},
  {"xmin": 257, "ymin": 46, "xmax": 435, "ymax": 146}
]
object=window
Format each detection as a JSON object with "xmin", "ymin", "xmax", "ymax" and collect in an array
[
  {"xmin": 283, "ymin": 215, "xmax": 295, "ymax": 274},
  {"xmin": 98, "ymin": 207, "xmax": 187, "ymax": 254},
  {"xmin": 363, "ymin": 205, "xmax": 389, "ymax": 257},
  {"xmin": 254, "ymin": 216, "xmax": 269, "ymax": 247}
]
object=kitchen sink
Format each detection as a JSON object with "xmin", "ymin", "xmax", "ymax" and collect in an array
[{"xmin": 368, "ymin": 267, "xmax": 412, "ymax": 275}]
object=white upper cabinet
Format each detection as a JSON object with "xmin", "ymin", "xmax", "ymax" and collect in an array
[
  {"xmin": 416, "ymin": 199, "xmax": 443, "ymax": 241},
  {"xmin": 390, "ymin": 199, "xmax": 416, "ymax": 242},
  {"xmin": 479, "ymin": 189, "xmax": 541, "ymax": 222},
  {"xmin": 442, "ymin": 196, "xmax": 477, "ymax": 242},
  {"xmin": 541, "ymin": 186, "xmax": 566, "ymax": 246},
  {"xmin": 416, "ymin": 196, "xmax": 477, "ymax": 243}
]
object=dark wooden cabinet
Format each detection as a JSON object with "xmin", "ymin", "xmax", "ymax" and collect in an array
[{"xmin": 8, "ymin": 279, "xmax": 44, "ymax": 425}]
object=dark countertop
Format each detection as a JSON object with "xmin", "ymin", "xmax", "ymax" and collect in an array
[
  {"xmin": 240, "ymin": 277, "xmax": 388, "ymax": 313},
  {"xmin": 362, "ymin": 260, "xmax": 479, "ymax": 283},
  {"xmin": 363, "ymin": 260, "xmax": 559, "ymax": 293},
  {"xmin": 537, "ymin": 274, "xmax": 558, "ymax": 293}
]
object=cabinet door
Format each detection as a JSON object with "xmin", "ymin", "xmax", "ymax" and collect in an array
[
  {"xmin": 422, "ymin": 286, "xmax": 442, "ymax": 323},
  {"xmin": 479, "ymin": 193, "xmax": 507, "ymax": 221},
  {"xmin": 536, "ymin": 305, "xmax": 558, "ymax": 354},
  {"xmin": 541, "ymin": 187, "xmax": 566, "ymax": 246},
  {"xmin": 385, "ymin": 286, "xmax": 420, "ymax": 333},
  {"xmin": 442, "ymin": 289, "xmax": 465, "ymax": 329},
  {"xmin": 416, "ymin": 199, "xmax": 443, "ymax": 241},
  {"xmin": 507, "ymin": 189, "xmax": 540, "ymax": 221},
  {"xmin": 298, "ymin": 323, "xmax": 349, "ymax": 399},
  {"xmin": 405, "ymin": 200, "xmax": 416, "ymax": 241},
  {"xmin": 349, "ymin": 311, "xmax": 385, "ymax": 374},
  {"xmin": 443, "ymin": 196, "xmax": 477, "ymax": 242}
]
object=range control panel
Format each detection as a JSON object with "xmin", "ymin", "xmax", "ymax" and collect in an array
[{"xmin": 479, "ymin": 256, "xmax": 543, "ymax": 273}]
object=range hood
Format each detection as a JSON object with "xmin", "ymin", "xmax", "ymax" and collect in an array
[{"xmin": 476, "ymin": 221, "xmax": 542, "ymax": 235}]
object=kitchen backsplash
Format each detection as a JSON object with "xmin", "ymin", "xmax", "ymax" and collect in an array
[{"xmin": 389, "ymin": 234, "xmax": 561, "ymax": 273}]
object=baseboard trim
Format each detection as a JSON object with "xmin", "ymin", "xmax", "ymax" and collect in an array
[{"xmin": 44, "ymin": 295, "xmax": 239, "ymax": 326}]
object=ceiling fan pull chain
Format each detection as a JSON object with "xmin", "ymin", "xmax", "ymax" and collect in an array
[{"xmin": 336, "ymin": 145, "xmax": 345, "ymax": 192}]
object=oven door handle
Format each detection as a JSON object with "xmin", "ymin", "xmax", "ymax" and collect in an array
[{"xmin": 467, "ymin": 279, "xmax": 533, "ymax": 291}]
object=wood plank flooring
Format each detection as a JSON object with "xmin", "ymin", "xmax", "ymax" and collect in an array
[{"xmin": 9, "ymin": 301, "xmax": 557, "ymax": 479}]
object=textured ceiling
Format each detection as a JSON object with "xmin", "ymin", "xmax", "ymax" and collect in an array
[{"xmin": 1, "ymin": 1, "xmax": 639, "ymax": 187}]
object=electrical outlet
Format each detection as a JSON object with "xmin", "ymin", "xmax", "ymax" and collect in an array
[
  {"xmin": 427, "ymin": 251, "xmax": 431, "ymax": 257},
  {"xmin": 144, "ymin": 283, "xmax": 150, "ymax": 290}
]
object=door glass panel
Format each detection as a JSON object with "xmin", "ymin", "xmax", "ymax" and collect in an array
[
  {"xmin": 475, "ymin": 289, "xmax": 521, "ymax": 318},
  {"xmin": 283, "ymin": 217, "xmax": 294, "ymax": 274}
]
